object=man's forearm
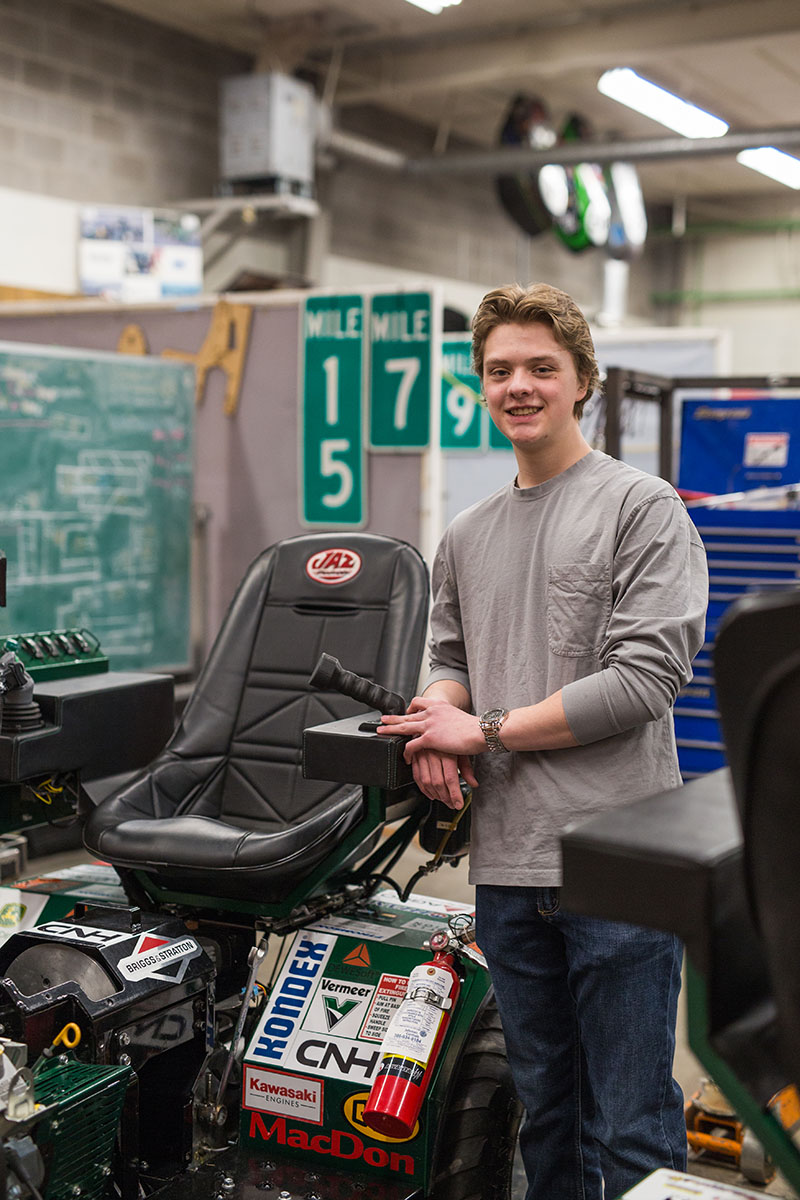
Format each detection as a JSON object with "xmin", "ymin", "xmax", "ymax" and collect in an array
[{"xmin": 422, "ymin": 678, "xmax": 471, "ymax": 711}]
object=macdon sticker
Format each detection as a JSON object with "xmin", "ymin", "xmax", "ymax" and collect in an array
[{"xmin": 305, "ymin": 548, "xmax": 362, "ymax": 585}]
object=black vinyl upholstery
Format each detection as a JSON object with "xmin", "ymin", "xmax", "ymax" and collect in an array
[
  {"xmin": 714, "ymin": 589, "xmax": 800, "ymax": 1089},
  {"xmin": 83, "ymin": 533, "xmax": 429, "ymax": 901}
]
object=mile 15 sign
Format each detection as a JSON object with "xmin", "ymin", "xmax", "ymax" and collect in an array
[{"xmin": 302, "ymin": 295, "xmax": 365, "ymax": 527}]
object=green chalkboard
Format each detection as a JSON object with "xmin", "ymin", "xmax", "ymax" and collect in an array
[{"xmin": 0, "ymin": 342, "xmax": 195, "ymax": 670}]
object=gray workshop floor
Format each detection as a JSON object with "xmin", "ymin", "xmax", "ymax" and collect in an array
[{"xmin": 26, "ymin": 834, "xmax": 797, "ymax": 1199}]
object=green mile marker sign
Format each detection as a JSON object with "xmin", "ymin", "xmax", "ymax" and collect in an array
[{"xmin": 302, "ymin": 295, "xmax": 365, "ymax": 527}]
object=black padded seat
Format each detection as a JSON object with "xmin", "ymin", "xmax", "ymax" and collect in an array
[
  {"xmin": 562, "ymin": 588, "xmax": 800, "ymax": 1106},
  {"xmin": 714, "ymin": 589, "xmax": 800, "ymax": 1091},
  {"xmin": 83, "ymin": 533, "xmax": 429, "ymax": 902}
]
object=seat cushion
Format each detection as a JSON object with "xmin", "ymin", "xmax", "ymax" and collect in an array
[{"xmin": 85, "ymin": 782, "xmax": 364, "ymax": 901}]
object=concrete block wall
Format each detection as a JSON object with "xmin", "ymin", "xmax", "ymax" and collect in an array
[
  {"xmin": 0, "ymin": 0, "xmax": 250, "ymax": 205},
  {"xmin": 0, "ymin": 0, "xmax": 659, "ymax": 318}
]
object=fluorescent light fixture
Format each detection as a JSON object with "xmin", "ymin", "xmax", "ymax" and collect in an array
[
  {"xmin": 737, "ymin": 146, "xmax": 800, "ymax": 189},
  {"xmin": 402, "ymin": 0, "xmax": 461, "ymax": 11},
  {"xmin": 597, "ymin": 67, "xmax": 729, "ymax": 139}
]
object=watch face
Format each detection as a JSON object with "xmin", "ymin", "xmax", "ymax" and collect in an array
[{"xmin": 483, "ymin": 709, "xmax": 505, "ymax": 723}]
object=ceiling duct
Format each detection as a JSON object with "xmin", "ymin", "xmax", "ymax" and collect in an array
[{"xmin": 326, "ymin": 126, "xmax": 800, "ymax": 176}]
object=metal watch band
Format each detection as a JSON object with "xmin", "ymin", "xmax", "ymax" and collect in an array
[{"xmin": 480, "ymin": 708, "xmax": 509, "ymax": 752}]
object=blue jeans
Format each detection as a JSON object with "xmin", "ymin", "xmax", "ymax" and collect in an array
[{"xmin": 475, "ymin": 885, "xmax": 686, "ymax": 1200}]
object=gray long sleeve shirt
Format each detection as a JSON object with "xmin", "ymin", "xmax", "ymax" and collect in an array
[{"xmin": 426, "ymin": 449, "xmax": 709, "ymax": 886}]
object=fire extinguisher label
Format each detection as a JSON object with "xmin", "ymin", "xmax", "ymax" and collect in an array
[
  {"xmin": 374, "ymin": 1056, "xmax": 425, "ymax": 1086},
  {"xmin": 377, "ymin": 963, "xmax": 453, "ymax": 1064}
]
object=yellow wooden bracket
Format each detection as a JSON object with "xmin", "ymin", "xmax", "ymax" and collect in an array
[{"xmin": 116, "ymin": 300, "xmax": 253, "ymax": 417}]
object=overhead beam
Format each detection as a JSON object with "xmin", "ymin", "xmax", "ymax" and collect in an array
[
  {"xmin": 336, "ymin": 0, "xmax": 800, "ymax": 104},
  {"xmin": 406, "ymin": 127, "xmax": 800, "ymax": 175}
]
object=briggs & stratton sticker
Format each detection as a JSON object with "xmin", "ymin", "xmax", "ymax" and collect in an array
[
  {"xmin": 117, "ymin": 933, "xmax": 202, "ymax": 983},
  {"xmin": 243, "ymin": 1066, "xmax": 324, "ymax": 1124}
]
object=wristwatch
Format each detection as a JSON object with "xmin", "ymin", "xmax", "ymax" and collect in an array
[{"xmin": 479, "ymin": 707, "xmax": 510, "ymax": 752}]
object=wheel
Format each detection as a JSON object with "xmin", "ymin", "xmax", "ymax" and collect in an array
[
  {"xmin": 429, "ymin": 997, "xmax": 523, "ymax": 1200},
  {"xmin": 740, "ymin": 1128, "xmax": 775, "ymax": 1185}
]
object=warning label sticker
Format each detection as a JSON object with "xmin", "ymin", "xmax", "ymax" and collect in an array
[{"xmin": 359, "ymin": 974, "xmax": 408, "ymax": 1042}]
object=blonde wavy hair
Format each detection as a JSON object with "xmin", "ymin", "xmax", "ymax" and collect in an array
[{"xmin": 471, "ymin": 282, "xmax": 600, "ymax": 419}]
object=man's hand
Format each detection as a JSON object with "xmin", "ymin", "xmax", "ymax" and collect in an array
[
  {"xmin": 408, "ymin": 748, "xmax": 478, "ymax": 809},
  {"xmin": 377, "ymin": 696, "xmax": 482, "ymax": 808}
]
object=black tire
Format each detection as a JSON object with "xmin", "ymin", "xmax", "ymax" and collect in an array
[{"xmin": 429, "ymin": 998, "xmax": 523, "ymax": 1200}]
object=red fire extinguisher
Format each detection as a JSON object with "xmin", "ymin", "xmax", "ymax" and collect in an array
[{"xmin": 362, "ymin": 930, "xmax": 461, "ymax": 1139}]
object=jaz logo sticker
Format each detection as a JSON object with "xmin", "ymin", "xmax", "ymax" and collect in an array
[
  {"xmin": 306, "ymin": 548, "xmax": 362, "ymax": 586},
  {"xmin": 117, "ymin": 933, "xmax": 202, "ymax": 984}
]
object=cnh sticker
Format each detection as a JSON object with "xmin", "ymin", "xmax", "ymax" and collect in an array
[{"xmin": 306, "ymin": 548, "xmax": 362, "ymax": 586}]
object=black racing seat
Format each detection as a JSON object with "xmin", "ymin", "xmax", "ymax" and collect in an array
[
  {"xmin": 83, "ymin": 533, "xmax": 429, "ymax": 905},
  {"xmin": 714, "ymin": 588, "xmax": 800, "ymax": 1090}
]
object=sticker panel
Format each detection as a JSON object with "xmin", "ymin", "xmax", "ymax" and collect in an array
[{"xmin": 246, "ymin": 931, "xmax": 337, "ymax": 1067}]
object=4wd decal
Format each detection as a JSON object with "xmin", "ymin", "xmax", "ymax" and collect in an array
[
  {"xmin": 117, "ymin": 933, "xmax": 202, "ymax": 983},
  {"xmin": 305, "ymin": 548, "xmax": 362, "ymax": 585}
]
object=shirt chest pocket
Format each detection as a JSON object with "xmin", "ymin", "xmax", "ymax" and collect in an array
[{"xmin": 546, "ymin": 563, "xmax": 611, "ymax": 657}]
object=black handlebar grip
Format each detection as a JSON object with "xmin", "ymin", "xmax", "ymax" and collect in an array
[{"xmin": 309, "ymin": 653, "xmax": 407, "ymax": 715}]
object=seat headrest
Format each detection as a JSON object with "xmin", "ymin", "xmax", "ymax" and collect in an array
[{"xmin": 265, "ymin": 533, "xmax": 422, "ymax": 607}]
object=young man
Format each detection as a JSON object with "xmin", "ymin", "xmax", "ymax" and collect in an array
[{"xmin": 377, "ymin": 283, "xmax": 709, "ymax": 1200}]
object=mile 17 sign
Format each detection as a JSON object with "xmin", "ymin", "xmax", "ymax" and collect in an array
[
  {"xmin": 369, "ymin": 292, "xmax": 431, "ymax": 450},
  {"xmin": 301, "ymin": 295, "xmax": 365, "ymax": 527}
]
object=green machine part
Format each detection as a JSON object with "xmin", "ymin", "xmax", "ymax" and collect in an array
[
  {"xmin": 240, "ymin": 898, "xmax": 495, "ymax": 1195},
  {"xmin": 3, "ymin": 630, "xmax": 108, "ymax": 682},
  {"xmin": 31, "ymin": 1057, "xmax": 131, "ymax": 1200}
]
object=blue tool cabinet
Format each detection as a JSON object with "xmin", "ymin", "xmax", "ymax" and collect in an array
[{"xmin": 675, "ymin": 504, "xmax": 800, "ymax": 779}]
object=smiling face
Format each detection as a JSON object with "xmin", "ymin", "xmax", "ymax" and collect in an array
[{"xmin": 482, "ymin": 320, "xmax": 592, "ymax": 485}]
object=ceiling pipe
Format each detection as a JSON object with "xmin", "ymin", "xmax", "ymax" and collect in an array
[
  {"xmin": 325, "ymin": 128, "xmax": 407, "ymax": 170},
  {"xmin": 406, "ymin": 126, "xmax": 800, "ymax": 175},
  {"xmin": 327, "ymin": 126, "xmax": 800, "ymax": 176}
]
